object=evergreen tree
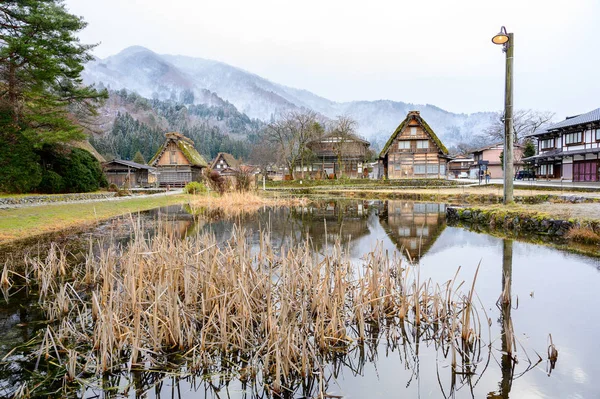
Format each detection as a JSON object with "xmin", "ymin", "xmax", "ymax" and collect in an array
[
  {"xmin": 133, "ymin": 151, "xmax": 146, "ymax": 164},
  {"xmin": 0, "ymin": 0, "xmax": 107, "ymax": 146}
]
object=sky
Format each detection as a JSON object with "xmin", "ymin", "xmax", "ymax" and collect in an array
[{"xmin": 64, "ymin": 0, "xmax": 600, "ymax": 119}]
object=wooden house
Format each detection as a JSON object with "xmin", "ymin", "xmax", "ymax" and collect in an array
[
  {"xmin": 149, "ymin": 132, "xmax": 208, "ymax": 187},
  {"xmin": 304, "ymin": 132, "xmax": 371, "ymax": 178},
  {"xmin": 210, "ymin": 152, "xmax": 240, "ymax": 171},
  {"xmin": 448, "ymin": 157, "xmax": 474, "ymax": 178},
  {"xmin": 379, "ymin": 111, "xmax": 450, "ymax": 179},
  {"xmin": 469, "ymin": 143, "xmax": 524, "ymax": 179},
  {"xmin": 102, "ymin": 159, "xmax": 155, "ymax": 188},
  {"xmin": 524, "ymin": 108, "xmax": 600, "ymax": 181}
]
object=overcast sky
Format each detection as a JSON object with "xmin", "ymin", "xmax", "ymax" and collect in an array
[{"xmin": 64, "ymin": 0, "xmax": 599, "ymax": 119}]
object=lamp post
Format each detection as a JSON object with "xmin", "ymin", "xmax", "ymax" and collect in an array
[{"xmin": 492, "ymin": 26, "xmax": 514, "ymax": 204}]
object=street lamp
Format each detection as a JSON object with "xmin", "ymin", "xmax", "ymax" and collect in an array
[{"xmin": 492, "ymin": 26, "xmax": 514, "ymax": 204}]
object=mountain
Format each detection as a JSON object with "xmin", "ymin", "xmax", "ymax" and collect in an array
[{"xmin": 83, "ymin": 46, "xmax": 495, "ymax": 148}]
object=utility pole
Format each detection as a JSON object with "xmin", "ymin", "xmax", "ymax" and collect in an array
[{"xmin": 503, "ymin": 32, "xmax": 514, "ymax": 204}]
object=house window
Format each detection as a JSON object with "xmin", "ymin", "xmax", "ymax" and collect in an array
[
  {"xmin": 417, "ymin": 140, "xmax": 429, "ymax": 149},
  {"xmin": 416, "ymin": 227, "xmax": 429, "ymax": 237},
  {"xmin": 394, "ymin": 164, "xmax": 401, "ymax": 171},
  {"xmin": 540, "ymin": 164, "xmax": 554, "ymax": 175},
  {"xmin": 427, "ymin": 164, "xmax": 438, "ymax": 174},
  {"xmin": 440, "ymin": 164, "xmax": 446, "ymax": 175},
  {"xmin": 398, "ymin": 227, "xmax": 410, "ymax": 236},
  {"xmin": 410, "ymin": 127, "xmax": 417, "ymax": 136},
  {"xmin": 414, "ymin": 203, "xmax": 426, "ymax": 213},
  {"xmin": 595, "ymin": 129, "xmax": 600, "ymax": 141},
  {"xmin": 414, "ymin": 164, "xmax": 426, "ymax": 174},
  {"xmin": 564, "ymin": 132, "xmax": 582, "ymax": 145},
  {"xmin": 398, "ymin": 141, "xmax": 410, "ymax": 149},
  {"xmin": 170, "ymin": 151, "xmax": 177, "ymax": 164},
  {"xmin": 540, "ymin": 138, "xmax": 555, "ymax": 149}
]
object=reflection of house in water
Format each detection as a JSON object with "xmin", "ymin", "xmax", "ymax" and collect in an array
[
  {"xmin": 144, "ymin": 205, "xmax": 203, "ymax": 239},
  {"xmin": 379, "ymin": 201, "xmax": 446, "ymax": 261},
  {"xmin": 291, "ymin": 200, "xmax": 371, "ymax": 249}
]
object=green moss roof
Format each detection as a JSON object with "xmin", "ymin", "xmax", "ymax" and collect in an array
[
  {"xmin": 177, "ymin": 140, "xmax": 208, "ymax": 167},
  {"xmin": 379, "ymin": 113, "xmax": 449, "ymax": 158},
  {"xmin": 149, "ymin": 132, "xmax": 208, "ymax": 167}
]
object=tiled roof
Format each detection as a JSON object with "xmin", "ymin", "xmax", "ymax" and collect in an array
[
  {"xmin": 523, "ymin": 147, "xmax": 600, "ymax": 161},
  {"xmin": 547, "ymin": 108, "xmax": 600, "ymax": 131}
]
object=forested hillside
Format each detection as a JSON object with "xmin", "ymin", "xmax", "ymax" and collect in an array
[{"xmin": 90, "ymin": 90, "xmax": 263, "ymax": 163}]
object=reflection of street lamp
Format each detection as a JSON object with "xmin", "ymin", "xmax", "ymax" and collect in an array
[{"xmin": 492, "ymin": 26, "xmax": 514, "ymax": 204}]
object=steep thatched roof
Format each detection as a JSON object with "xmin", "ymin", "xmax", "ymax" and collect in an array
[
  {"xmin": 379, "ymin": 111, "xmax": 449, "ymax": 157},
  {"xmin": 210, "ymin": 152, "xmax": 240, "ymax": 169},
  {"xmin": 149, "ymin": 132, "xmax": 208, "ymax": 167},
  {"xmin": 70, "ymin": 140, "xmax": 106, "ymax": 163}
]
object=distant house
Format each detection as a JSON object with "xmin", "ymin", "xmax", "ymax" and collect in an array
[
  {"xmin": 210, "ymin": 152, "xmax": 240, "ymax": 171},
  {"xmin": 102, "ymin": 159, "xmax": 156, "ymax": 188},
  {"xmin": 448, "ymin": 157, "xmax": 474, "ymax": 178},
  {"xmin": 379, "ymin": 111, "xmax": 450, "ymax": 179},
  {"xmin": 304, "ymin": 132, "xmax": 371, "ymax": 179},
  {"xmin": 469, "ymin": 143, "xmax": 524, "ymax": 179},
  {"xmin": 524, "ymin": 108, "xmax": 600, "ymax": 181},
  {"xmin": 149, "ymin": 132, "xmax": 208, "ymax": 187}
]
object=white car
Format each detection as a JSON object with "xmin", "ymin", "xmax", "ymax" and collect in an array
[{"xmin": 459, "ymin": 172, "xmax": 468, "ymax": 179}]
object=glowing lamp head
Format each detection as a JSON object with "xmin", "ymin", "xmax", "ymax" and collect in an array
[{"xmin": 492, "ymin": 26, "xmax": 509, "ymax": 45}]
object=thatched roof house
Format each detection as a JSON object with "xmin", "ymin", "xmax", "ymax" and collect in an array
[
  {"xmin": 379, "ymin": 111, "xmax": 450, "ymax": 179},
  {"xmin": 149, "ymin": 132, "xmax": 207, "ymax": 187},
  {"xmin": 210, "ymin": 152, "xmax": 240, "ymax": 171}
]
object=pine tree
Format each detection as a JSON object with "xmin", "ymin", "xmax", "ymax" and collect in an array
[
  {"xmin": 133, "ymin": 151, "xmax": 146, "ymax": 164},
  {"xmin": 0, "ymin": 0, "xmax": 107, "ymax": 146}
]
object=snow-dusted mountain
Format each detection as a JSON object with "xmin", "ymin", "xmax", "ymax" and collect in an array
[{"xmin": 83, "ymin": 46, "xmax": 495, "ymax": 147}]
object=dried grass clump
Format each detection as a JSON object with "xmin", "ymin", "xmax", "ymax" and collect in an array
[
  {"xmin": 190, "ymin": 192, "xmax": 308, "ymax": 219},
  {"xmin": 564, "ymin": 226, "xmax": 600, "ymax": 245},
  {"xmin": 10, "ymin": 223, "xmax": 487, "ymax": 396}
]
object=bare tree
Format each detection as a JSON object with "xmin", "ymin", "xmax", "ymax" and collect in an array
[
  {"xmin": 327, "ymin": 116, "xmax": 359, "ymax": 178},
  {"xmin": 485, "ymin": 109, "xmax": 555, "ymax": 144},
  {"xmin": 248, "ymin": 138, "xmax": 277, "ymax": 177},
  {"xmin": 263, "ymin": 110, "xmax": 322, "ymax": 179}
]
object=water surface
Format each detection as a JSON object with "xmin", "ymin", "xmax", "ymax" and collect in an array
[{"xmin": 1, "ymin": 199, "xmax": 599, "ymax": 398}]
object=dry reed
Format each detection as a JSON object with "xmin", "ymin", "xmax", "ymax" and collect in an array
[
  {"xmin": 189, "ymin": 192, "xmax": 308, "ymax": 220},
  {"xmin": 9, "ymin": 221, "xmax": 489, "ymax": 397}
]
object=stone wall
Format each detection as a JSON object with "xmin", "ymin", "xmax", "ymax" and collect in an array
[
  {"xmin": 0, "ymin": 192, "xmax": 116, "ymax": 207},
  {"xmin": 446, "ymin": 206, "xmax": 600, "ymax": 237}
]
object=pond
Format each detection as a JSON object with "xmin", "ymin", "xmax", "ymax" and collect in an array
[{"xmin": 1, "ymin": 199, "xmax": 599, "ymax": 398}]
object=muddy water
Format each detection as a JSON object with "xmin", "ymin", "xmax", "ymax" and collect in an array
[{"xmin": 1, "ymin": 199, "xmax": 599, "ymax": 398}]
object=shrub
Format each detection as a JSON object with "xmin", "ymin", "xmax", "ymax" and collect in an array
[
  {"xmin": 59, "ymin": 148, "xmax": 106, "ymax": 193},
  {"xmin": 184, "ymin": 181, "xmax": 208, "ymax": 195},
  {"xmin": 204, "ymin": 169, "xmax": 227, "ymax": 195},
  {"xmin": 234, "ymin": 169, "xmax": 252, "ymax": 192},
  {"xmin": 0, "ymin": 130, "xmax": 42, "ymax": 193},
  {"xmin": 38, "ymin": 170, "xmax": 64, "ymax": 194},
  {"xmin": 37, "ymin": 146, "xmax": 107, "ymax": 193},
  {"xmin": 565, "ymin": 226, "xmax": 600, "ymax": 245},
  {"xmin": 108, "ymin": 183, "xmax": 119, "ymax": 192}
]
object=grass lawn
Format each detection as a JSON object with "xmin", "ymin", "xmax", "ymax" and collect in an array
[{"xmin": 0, "ymin": 194, "xmax": 190, "ymax": 243}]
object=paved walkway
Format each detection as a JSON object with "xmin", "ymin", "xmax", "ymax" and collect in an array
[{"xmin": 458, "ymin": 178, "xmax": 600, "ymax": 190}]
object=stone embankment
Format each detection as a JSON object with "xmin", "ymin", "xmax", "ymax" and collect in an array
[
  {"xmin": 446, "ymin": 206, "xmax": 600, "ymax": 237},
  {"xmin": 0, "ymin": 192, "xmax": 116, "ymax": 207}
]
